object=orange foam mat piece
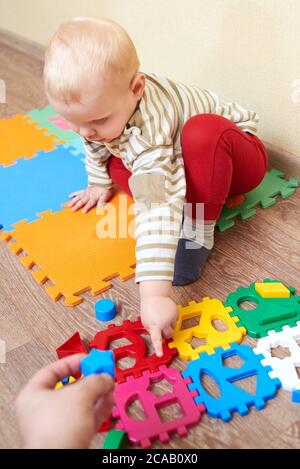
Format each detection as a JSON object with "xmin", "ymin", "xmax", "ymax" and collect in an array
[
  {"xmin": 0, "ymin": 114, "xmax": 63, "ymax": 167},
  {"xmin": 1, "ymin": 193, "xmax": 136, "ymax": 306}
]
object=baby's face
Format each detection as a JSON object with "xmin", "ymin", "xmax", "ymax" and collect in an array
[{"xmin": 49, "ymin": 74, "xmax": 143, "ymax": 144}]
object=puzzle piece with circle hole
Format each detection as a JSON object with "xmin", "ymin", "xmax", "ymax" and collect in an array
[
  {"xmin": 26, "ymin": 105, "xmax": 79, "ymax": 144},
  {"xmin": 112, "ymin": 365, "xmax": 205, "ymax": 448},
  {"xmin": 0, "ymin": 114, "xmax": 63, "ymax": 167},
  {"xmin": 216, "ymin": 169, "xmax": 298, "ymax": 231},
  {"xmin": 90, "ymin": 318, "xmax": 177, "ymax": 383},
  {"xmin": 225, "ymin": 279, "xmax": 300, "ymax": 338},
  {"xmin": 168, "ymin": 298, "xmax": 246, "ymax": 361},
  {"xmin": 182, "ymin": 342, "xmax": 281, "ymax": 422},
  {"xmin": 254, "ymin": 324, "xmax": 300, "ymax": 392},
  {"xmin": 1, "ymin": 193, "xmax": 136, "ymax": 306}
]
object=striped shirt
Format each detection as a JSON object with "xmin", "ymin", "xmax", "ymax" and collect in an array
[{"xmin": 84, "ymin": 72, "xmax": 259, "ymax": 283}]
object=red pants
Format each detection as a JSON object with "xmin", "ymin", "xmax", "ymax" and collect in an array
[{"xmin": 107, "ymin": 114, "xmax": 268, "ymax": 220}]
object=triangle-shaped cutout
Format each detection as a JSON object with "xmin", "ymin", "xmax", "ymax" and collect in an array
[{"xmin": 232, "ymin": 374, "xmax": 257, "ymax": 396}]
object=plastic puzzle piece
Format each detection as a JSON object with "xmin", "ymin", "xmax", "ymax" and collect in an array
[
  {"xmin": 55, "ymin": 381, "xmax": 63, "ymax": 390},
  {"xmin": 98, "ymin": 417, "xmax": 111, "ymax": 433},
  {"xmin": 225, "ymin": 194, "xmax": 246, "ymax": 209},
  {"xmin": 183, "ymin": 342, "xmax": 281, "ymax": 422},
  {"xmin": 0, "ymin": 114, "xmax": 62, "ymax": 167},
  {"xmin": 255, "ymin": 281, "xmax": 290, "ymax": 299},
  {"xmin": 1, "ymin": 193, "xmax": 136, "ymax": 306},
  {"xmin": 56, "ymin": 332, "xmax": 86, "ymax": 379},
  {"xmin": 26, "ymin": 105, "xmax": 78, "ymax": 144},
  {"xmin": 0, "ymin": 146, "xmax": 87, "ymax": 231},
  {"xmin": 103, "ymin": 430, "xmax": 128, "ymax": 449},
  {"xmin": 225, "ymin": 279, "xmax": 300, "ymax": 338},
  {"xmin": 292, "ymin": 390, "xmax": 300, "ymax": 403},
  {"xmin": 217, "ymin": 169, "xmax": 298, "ymax": 231},
  {"xmin": 168, "ymin": 298, "xmax": 246, "ymax": 361},
  {"xmin": 80, "ymin": 349, "xmax": 115, "ymax": 378},
  {"xmin": 95, "ymin": 298, "xmax": 117, "ymax": 322},
  {"xmin": 90, "ymin": 318, "xmax": 177, "ymax": 383},
  {"xmin": 254, "ymin": 324, "xmax": 300, "ymax": 392},
  {"xmin": 112, "ymin": 365, "xmax": 205, "ymax": 448},
  {"xmin": 56, "ymin": 332, "xmax": 87, "ymax": 359}
]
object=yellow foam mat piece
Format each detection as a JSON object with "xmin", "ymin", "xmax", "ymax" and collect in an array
[
  {"xmin": 169, "ymin": 297, "xmax": 246, "ymax": 361},
  {"xmin": 1, "ymin": 193, "xmax": 136, "ymax": 306},
  {"xmin": 255, "ymin": 282, "xmax": 291, "ymax": 298},
  {"xmin": 0, "ymin": 114, "xmax": 63, "ymax": 167}
]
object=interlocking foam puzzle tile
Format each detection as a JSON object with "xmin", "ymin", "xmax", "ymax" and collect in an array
[
  {"xmin": 1, "ymin": 193, "xmax": 136, "ymax": 306},
  {"xmin": 182, "ymin": 342, "xmax": 281, "ymax": 422},
  {"xmin": 112, "ymin": 365, "xmax": 205, "ymax": 448},
  {"xmin": 0, "ymin": 146, "xmax": 87, "ymax": 231},
  {"xmin": 225, "ymin": 279, "xmax": 300, "ymax": 338},
  {"xmin": 26, "ymin": 105, "xmax": 79, "ymax": 144},
  {"xmin": 0, "ymin": 114, "xmax": 63, "ymax": 167},
  {"xmin": 90, "ymin": 318, "xmax": 177, "ymax": 383},
  {"xmin": 254, "ymin": 324, "xmax": 300, "ymax": 392},
  {"xmin": 217, "ymin": 169, "xmax": 299, "ymax": 231},
  {"xmin": 64, "ymin": 138, "xmax": 85, "ymax": 158},
  {"xmin": 168, "ymin": 298, "xmax": 246, "ymax": 361}
]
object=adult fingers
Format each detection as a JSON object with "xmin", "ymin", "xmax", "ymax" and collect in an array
[
  {"xmin": 93, "ymin": 391, "xmax": 115, "ymax": 427},
  {"xmin": 162, "ymin": 325, "xmax": 173, "ymax": 339},
  {"xmin": 76, "ymin": 373, "xmax": 115, "ymax": 403},
  {"xmin": 24, "ymin": 353, "xmax": 87, "ymax": 391},
  {"xmin": 150, "ymin": 326, "xmax": 163, "ymax": 357}
]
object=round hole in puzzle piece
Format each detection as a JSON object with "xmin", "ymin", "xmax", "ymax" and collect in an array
[
  {"xmin": 237, "ymin": 296, "xmax": 259, "ymax": 311},
  {"xmin": 95, "ymin": 298, "xmax": 117, "ymax": 322},
  {"xmin": 211, "ymin": 316, "xmax": 229, "ymax": 332}
]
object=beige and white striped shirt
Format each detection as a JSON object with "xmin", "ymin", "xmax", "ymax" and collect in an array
[{"xmin": 84, "ymin": 72, "xmax": 259, "ymax": 283}]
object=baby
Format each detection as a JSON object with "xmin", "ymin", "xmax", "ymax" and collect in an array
[{"xmin": 44, "ymin": 17, "xmax": 267, "ymax": 356}]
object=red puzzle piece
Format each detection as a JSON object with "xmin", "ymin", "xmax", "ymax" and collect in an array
[
  {"xmin": 56, "ymin": 332, "xmax": 87, "ymax": 379},
  {"xmin": 97, "ymin": 416, "xmax": 111, "ymax": 433},
  {"xmin": 89, "ymin": 318, "xmax": 177, "ymax": 383}
]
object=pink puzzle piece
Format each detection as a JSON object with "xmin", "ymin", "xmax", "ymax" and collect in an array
[
  {"xmin": 112, "ymin": 365, "xmax": 206, "ymax": 448},
  {"xmin": 48, "ymin": 115, "xmax": 72, "ymax": 130}
]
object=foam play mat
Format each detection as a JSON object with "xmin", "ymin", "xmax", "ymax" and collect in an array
[{"xmin": 0, "ymin": 105, "xmax": 298, "ymax": 306}]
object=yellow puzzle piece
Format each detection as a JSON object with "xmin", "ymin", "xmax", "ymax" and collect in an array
[
  {"xmin": 255, "ymin": 282, "xmax": 290, "ymax": 298},
  {"xmin": 168, "ymin": 297, "xmax": 246, "ymax": 361},
  {"xmin": 1, "ymin": 193, "xmax": 136, "ymax": 306}
]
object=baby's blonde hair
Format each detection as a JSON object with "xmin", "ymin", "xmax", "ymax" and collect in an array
[{"xmin": 44, "ymin": 16, "xmax": 140, "ymax": 103}]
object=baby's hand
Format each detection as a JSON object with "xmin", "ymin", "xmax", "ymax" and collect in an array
[
  {"xmin": 68, "ymin": 186, "xmax": 114, "ymax": 213},
  {"xmin": 15, "ymin": 354, "xmax": 115, "ymax": 449},
  {"xmin": 141, "ymin": 295, "xmax": 178, "ymax": 357}
]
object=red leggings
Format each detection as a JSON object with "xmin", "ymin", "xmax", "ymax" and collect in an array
[{"xmin": 107, "ymin": 114, "xmax": 268, "ymax": 220}]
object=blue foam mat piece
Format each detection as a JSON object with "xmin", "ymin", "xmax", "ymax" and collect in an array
[{"xmin": 0, "ymin": 145, "xmax": 87, "ymax": 231}]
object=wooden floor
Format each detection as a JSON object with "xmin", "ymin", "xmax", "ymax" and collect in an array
[{"xmin": 1, "ymin": 36, "xmax": 300, "ymax": 450}]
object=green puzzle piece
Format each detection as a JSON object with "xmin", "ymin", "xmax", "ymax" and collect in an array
[
  {"xmin": 217, "ymin": 169, "xmax": 299, "ymax": 231},
  {"xmin": 26, "ymin": 105, "xmax": 79, "ymax": 145},
  {"xmin": 225, "ymin": 279, "xmax": 300, "ymax": 338},
  {"xmin": 103, "ymin": 430, "xmax": 128, "ymax": 449}
]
